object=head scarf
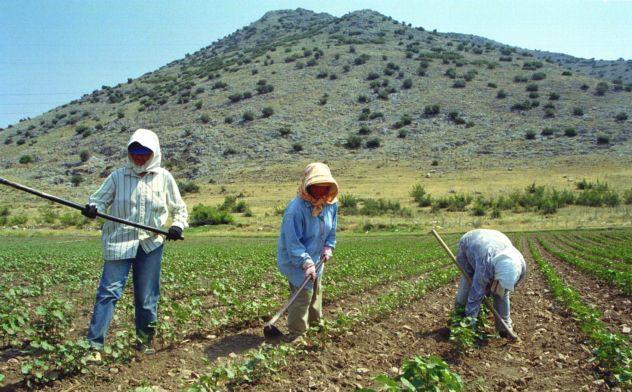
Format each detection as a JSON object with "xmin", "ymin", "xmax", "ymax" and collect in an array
[
  {"xmin": 298, "ymin": 162, "xmax": 339, "ymax": 216},
  {"xmin": 126, "ymin": 128, "xmax": 161, "ymax": 174},
  {"xmin": 492, "ymin": 247, "xmax": 525, "ymax": 291}
]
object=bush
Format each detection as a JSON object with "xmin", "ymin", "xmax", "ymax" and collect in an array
[
  {"xmin": 358, "ymin": 125, "xmax": 371, "ymax": 135},
  {"xmin": 194, "ymin": 101, "xmax": 203, "ymax": 110},
  {"xmin": 423, "ymin": 104, "xmax": 440, "ymax": 117},
  {"xmin": 278, "ymin": 127, "xmax": 291, "ymax": 137},
  {"xmin": 531, "ymin": 72, "xmax": 546, "ymax": 80},
  {"xmin": 452, "ymin": 79, "xmax": 466, "ymax": 88},
  {"xmin": 19, "ymin": 155, "xmax": 33, "ymax": 164},
  {"xmin": 496, "ymin": 89, "xmax": 507, "ymax": 99},
  {"xmin": 177, "ymin": 181, "xmax": 200, "ymax": 195},
  {"xmin": 190, "ymin": 204, "xmax": 233, "ymax": 226},
  {"xmin": 366, "ymin": 72, "xmax": 380, "ymax": 81},
  {"xmin": 292, "ymin": 143, "xmax": 303, "ymax": 152},
  {"xmin": 360, "ymin": 198, "xmax": 403, "ymax": 216},
  {"xmin": 59, "ymin": 212, "xmax": 86, "ymax": 227},
  {"xmin": 261, "ymin": 107, "xmax": 274, "ymax": 118},
  {"xmin": 70, "ymin": 174, "xmax": 83, "ymax": 187},
  {"xmin": 572, "ymin": 107, "xmax": 584, "ymax": 116},
  {"xmin": 564, "ymin": 127, "xmax": 577, "ymax": 137},
  {"xmin": 0, "ymin": 206, "xmax": 9, "ymax": 226},
  {"xmin": 357, "ymin": 94, "xmax": 368, "ymax": 103},
  {"xmin": 345, "ymin": 135, "xmax": 362, "ymax": 149},
  {"xmin": 393, "ymin": 114, "xmax": 412, "ymax": 129},
  {"xmin": 401, "ymin": 78, "xmax": 413, "ymax": 89},
  {"xmin": 623, "ymin": 189, "xmax": 632, "ymax": 205},
  {"xmin": 199, "ymin": 114, "xmax": 210, "ymax": 123},
  {"xmin": 526, "ymin": 83, "xmax": 539, "ymax": 92},
  {"xmin": 513, "ymin": 75, "xmax": 528, "ymax": 83},
  {"xmin": 511, "ymin": 101, "xmax": 533, "ymax": 111},
  {"xmin": 596, "ymin": 134, "xmax": 610, "ymax": 145},
  {"xmin": 541, "ymin": 127, "xmax": 556, "ymax": 136},
  {"xmin": 410, "ymin": 184, "xmax": 432, "ymax": 207},
  {"xmin": 487, "ymin": 82, "xmax": 497, "ymax": 88},
  {"xmin": 525, "ymin": 130, "xmax": 536, "ymax": 140},
  {"xmin": 256, "ymin": 84, "xmax": 274, "ymax": 94},
  {"xmin": 79, "ymin": 150, "xmax": 90, "ymax": 162},
  {"xmin": 224, "ymin": 116, "xmax": 234, "ymax": 124},
  {"xmin": 228, "ymin": 93, "xmax": 242, "ymax": 103},
  {"xmin": 242, "ymin": 111, "xmax": 254, "ymax": 122},
  {"xmin": 548, "ymin": 92, "xmax": 560, "ymax": 100},
  {"xmin": 595, "ymin": 82, "xmax": 609, "ymax": 96},
  {"xmin": 398, "ymin": 129, "xmax": 408, "ymax": 138},
  {"xmin": 615, "ymin": 112, "xmax": 628, "ymax": 122},
  {"xmin": 366, "ymin": 138, "xmax": 381, "ymax": 148},
  {"xmin": 339, "ymin": 193, "xmax": 359, "ymax": 213}
]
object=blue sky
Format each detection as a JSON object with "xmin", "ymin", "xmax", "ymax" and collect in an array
[{"xmin": 1, "ymin": 0, "xmax": 631, "ymax": 128}]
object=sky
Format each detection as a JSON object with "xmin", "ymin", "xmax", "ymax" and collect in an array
[{"xmin": 1, "ymin": 0, "xmax": 631, "ymax": 128}]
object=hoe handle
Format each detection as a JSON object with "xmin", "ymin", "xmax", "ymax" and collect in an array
[
  {"xmin": 265, "ymin": 258, "xmax": 325, "ymax": 328},
  {"xmin": 0, "ymin": 176, "xmax": 171, "ymax": 236},
  {"xmin": 431, "ymin": 229, "xmax": 518, "ymax": 339}
]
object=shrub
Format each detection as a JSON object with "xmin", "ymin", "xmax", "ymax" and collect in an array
[
  {"xmin": 194, "ymin": 100, "xmax": 203, "ymax": 110},
  {"xmin": 224, "ymin": 116, "xmax": 234, "ymax": 124},
  {"xmin": 256, "ymin": 84, "xmax": 274, "ymax": 94},
  {"xmin": 623, "ymin": 189, "xmax": 632, "ymax": 205},
  {"xmin": 292, "ymin": 143, "xmax": 303, "ymax": 152},
  {"xmin": 357, "ymin": 94, "xmax": 368, "ymax": 103},
  {"xmin": 19, "ymin": 155, "xmax": 33, "ymax": 164},
  {"xmin": 261, "ymin": 107, "xmax": 274, "ymax": 118},
  {"xmin": 562, "ymin": 70, "xmax": 572, "ymax": 76},
  {"xmin": 242, "ymin": 111, "xmax": 254, "ymax": 122},
  {"xmin": 544, "ymin": 108, "xmax": 555, "ymax": 118},
  {"xmin": 596, "ymin": 134, "xmax": 610, "ymax": 145},
  {"xmin": 8, "ymin": 215, "xmax": 28, "ymax": 226},
  {"xmin": 513, "ymin": 75, "xmax": 528, "ymax": 83},
  {"xmin": 525, "ymin": 130, "xmax": 536, "ymax": 140},
  {"xmin": 190, "ymin": 204, "xmax": 233, "ymax": 226},
  {"xmin": 345, "ymin": 135, "xmax": 362, "ymax": 149},
  {"xmin": 511, "ymin": 101, "xmax": 532, "ymax": 111},
  {"xmin": 526, "ymin": 83, "xmax": 539, "ymax": 92},
  {"xmin": 564, "ymin": 127, "xmax": 577, "ymax": 137},
  {"xmin": 572, "ymin": 107, "xmax": 584, "ymax": 116},
  {"xmin": 528, "ymin": 92, "xmax": 540, "ymax": 99},
  {"xmin": 278, "ymin": 127, "xmax": 291, "ymax": 136},
  {"xmin": 228, "ymin": 93, "xmax": 242, "ymax": 103},
  {"xmin": 0, "ymin": 206, "xmax": 9, "ymax": 226},
  {"xmin": 452, "ymin": 79, "xmax": 466, "ymax": 88},
  {"xmin": 402, "ymin": 78, "xmax": 413, "ymax": 89},
  {"xmin": 79, "ymin": 150, "xmax": 90, "ymax": 162},
  {"xmin": 366, "ymin": 138, "xmax": 381, "ymax": 148},
  {"xmin": 595, "ymin": 82, "xmax": 609, "ymax": 96},
  {"xmin": 58, "ymin": 212, "xmax": 85, "ymax": 227},
  {"xmin": 615, "ymin": 112, "xmax": 628, "ymax": 121},
  {"xmin": 70, "ymin": 174, "xmax": 84, "ymax": 187},
  {"xmin": 423, "ymin": 104, "xmax": 440, "ymax": 117},
  {"xmin": 410, "ymin": 184, "xmax": 432, "ymax": 207},
  {"xmin": 496, "ymin": 89, "xmax": 507, "ymax": 99},
  {"xmin": 366, "ymin": 72, "xmax": 380, "ymax": 81},
  {"xmin": 548, "ymin": 92, "xmax": 560, "ymax": 100},
  {"xmin": 531, "ymin": 72, "xmax": 546, "ymax": 80},
  {"xmin": 393, "ymin": 114, "xmax": 412, "ymax": 129},
  {"xmin": 541, "ymin": 127, "xmax": 556, "ymax": 136},
  {"xmin": 398, "ymin": 129, "xmax": 408, "ymax": 138},
  {"xmin": 199, "ymin": 114, "xmax": 210, "ymax": 123},
  {"xmin": 445, "ymin": 68, "xmax": 457, "ymax": 79},
  {"xmin": 358, "ymin": 125, "xmax": 371, "ymax": 135},
  {"xmin": 339, "ymin": 193, "xmax": 359, "ymax": 213},
  {"xmin": 369, "ymin": 112, "xmax": 384, "ymax": 120},
  {"xmin": 360, "ymin": 198, "xmax": 402, "ymax": 216},
  {"xmin": 75, "ymin": 125, "xmax": 89, "ymax": 135},
  {"xmin": 177, "ymin": 181, "xmax": 200, "ymax": 195}
]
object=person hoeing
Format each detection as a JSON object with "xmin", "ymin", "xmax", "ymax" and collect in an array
[{"xmin": 82, "ymin": 128, "xmax": 188, "ymax": 354}]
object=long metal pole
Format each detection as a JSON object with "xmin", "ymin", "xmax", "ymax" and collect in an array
[
  {"xmin": 0, "ymin": 176, "xmax": 172, "ymax": 237},
  {"xmin": 431, "ymin": 229, "xmax": 518, "ymax": 339}
]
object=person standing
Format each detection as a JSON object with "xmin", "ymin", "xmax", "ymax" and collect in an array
[
  {"xmin": 277, "ymin": 162, "xmax": 338, "ymax": 337},
  {"xmin": 454, "ymin": 229, "xmax": 526, "ymax": 338},
  {"xmin": 82, "ymin": 128, "xmax": 188, "ymax": 354}
]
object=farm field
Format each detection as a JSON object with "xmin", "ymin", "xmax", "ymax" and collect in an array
[{"xmin": 0, "ymin": 229, "xmax": 630, "ymax": 391}]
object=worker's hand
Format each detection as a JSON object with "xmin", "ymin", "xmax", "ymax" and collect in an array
[
  {"xmin": 166, "ymin": 226, "xmax": 183, "ymax": 241},
  {"xmin": 321, "ymin": 246, "xmax": 333, "ymax": 262},
  {"xmin": 81, "ymin": 204, "xmax": 98, "ymax": 219},
  {"xmin": 303, "ymin": 260, "xmax": 316, "ymax": 281}
]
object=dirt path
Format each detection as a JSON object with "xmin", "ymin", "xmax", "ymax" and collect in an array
[
  {"xmin": 533, "ymin": 235, "xmax": 632, "ymax": 336},
  {"xmin": 242, "ymin": 242, "xmax": 597, "ymax": 391}
]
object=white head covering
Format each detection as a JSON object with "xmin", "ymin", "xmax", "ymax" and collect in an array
[
  {"xmin": 492, "ymin": 247, "xmax": 524, "ymax": 291},
  {"xmin": 127, "ymin": 128, "xmax": 161, "ymax": 174}
]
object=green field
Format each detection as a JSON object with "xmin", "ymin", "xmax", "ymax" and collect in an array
[{"xmin": 0, "ymin": 229, "xmax": 630, "ymax": 390}]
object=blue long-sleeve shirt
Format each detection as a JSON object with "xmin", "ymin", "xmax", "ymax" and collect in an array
[
  {"xmin": 277, "ymin": 197, "xmax": 337, "ymax": 288},
  {"xmin": 456, "ymin": 229, "xmax": 525, "ymax": 318}
]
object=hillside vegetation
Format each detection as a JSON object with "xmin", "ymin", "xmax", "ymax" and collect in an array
[{"xmin": 0, "ymin": 8, "xmax": 630, "ymax": 189}]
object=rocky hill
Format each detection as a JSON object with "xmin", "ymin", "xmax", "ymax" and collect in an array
[{"xmin": 1, "ymin": 8, "xmax": 630, "ymax": 186}]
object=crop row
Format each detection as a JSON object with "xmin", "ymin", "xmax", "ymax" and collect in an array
[
  {"xmin": 527, "ymin": 236, "xmax": 631, "ymax": 386},
  {"xmin": 564, "ymin": 232, "xmax": 632, "ymax": 264},
  {"xmin": 536, "ymin": 235, "xmax": 632, "ymax": 295},
  {"xmin": 551, "ymin": 235, "xmax": 632, "ymax": 273}
]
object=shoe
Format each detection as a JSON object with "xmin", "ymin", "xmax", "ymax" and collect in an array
[
  {"xmin": 85, "ymin": 350, "xmax": 102, "ymax": 363},
  {"xmin": 499, "ymin": 329, "xmax": 518, "ymax": 340}
]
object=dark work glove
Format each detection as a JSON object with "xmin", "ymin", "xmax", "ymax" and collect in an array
[
  {"xmin": 166, "ymin": 226, "xmax": 183, "ymax": 241},
  {"xmin": 81, "ymin": 204, "xmax": 98, "ymax": 219}
]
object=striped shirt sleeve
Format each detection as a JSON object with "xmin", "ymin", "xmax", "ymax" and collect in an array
[
  {"xmin": 165, "ymin": 172, "xmax": 188, "ymax": 229},
  {"xmin": 88, "ymin": 173, "xmax": 116, "ymax": 213}
]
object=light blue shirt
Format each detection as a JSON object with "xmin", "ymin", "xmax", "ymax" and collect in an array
[
  {"xmin": 277, "ymin": 197, "xmax": 337, "ymax": 288},
  {"xmin": 456, "ymin": 229, "xmax": 525, "ymax": 317}
]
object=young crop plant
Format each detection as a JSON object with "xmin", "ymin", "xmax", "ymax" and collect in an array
[{"xmin": 361, "ymin": 355, "xmax": 464, "ymax": 392}]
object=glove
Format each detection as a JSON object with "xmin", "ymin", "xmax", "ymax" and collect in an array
[
  {"xmin": 321, "ymin": 246, "xmax": 333, "ymax": 262},
  {"xmin": 166, "ymin": 226, "xmax": 183, "ymax": 241},
  {"xmin": 81, "ymin": 204, "xmax": 98, "ymax": 219},
  {"xmin": 303, "ymin": 260, "xmax": 316, "ymax": 281}
]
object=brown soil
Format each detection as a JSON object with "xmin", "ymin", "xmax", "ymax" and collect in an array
[
  {"xmin": 534, "ymin": 235, "xmax": 632, "ymax": 336},
  {"xmin": 235, "ymin": 240, "xmax": 598, "ymax": 391}
]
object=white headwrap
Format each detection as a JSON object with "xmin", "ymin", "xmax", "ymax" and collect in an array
[{"xmin": 492, "ymin": 248, "xmax": 524, "ymax": 291}]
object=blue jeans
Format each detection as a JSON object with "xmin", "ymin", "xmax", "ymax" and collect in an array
[{"xmin": 87, "ymin": 245, "xmax": 163, "ymax": 347}]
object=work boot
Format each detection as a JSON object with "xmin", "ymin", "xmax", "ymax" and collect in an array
[{"xmin": 499, "ymin": 328, "xmax": 518, "ymax": 340}]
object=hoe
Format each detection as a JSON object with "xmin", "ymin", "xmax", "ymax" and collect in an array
[
  {"xmin": 432, "ymin": 229, "xmax": 519, "ymax": 340},
  {"xmin": 0, "ymin": 176, "xmax": 181, "ymax": 239},
  {"xmin": 263, "ymin": 257, "xmax": 325, "ymax": 339}
]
